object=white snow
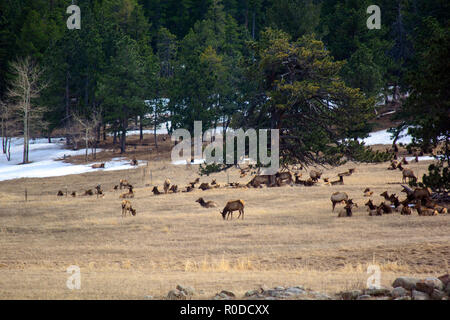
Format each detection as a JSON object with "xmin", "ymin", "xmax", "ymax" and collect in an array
[
  {"xmin": 359, "ymin": 128, "xmax": 412, "ymax": 146},
  {"xmin": 0, "ymin": 137, "xmax": 145, "ymax": 182}
]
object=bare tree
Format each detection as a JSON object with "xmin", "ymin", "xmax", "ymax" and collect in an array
[
  {"xmin": 0, "ymin": 100, "xmax": 17, "ymax": 161},
  {"xmin": 72, "ymin": 111, "xmax": 101, "ymax": 162},
  {"xmin": 7, "ymin": 57, "xmax": 47, "ymax": 164}
]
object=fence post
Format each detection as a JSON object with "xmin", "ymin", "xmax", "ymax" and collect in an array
[{"xmin": 24, "ymin": 189, "xmax": 27, "ymax": 202}]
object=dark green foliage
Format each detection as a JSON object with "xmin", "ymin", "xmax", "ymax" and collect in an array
[{"xmin": 419, "ymin": 163, "xmax": 450, "ymax": 192}]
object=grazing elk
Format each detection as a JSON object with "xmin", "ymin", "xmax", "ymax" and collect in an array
[
  {"xmin": 196, "ymin": 197, "xmax": 218, "ymax": 208},
  {"xmin": 121, "ymin": 200, "xmax": 136, "ymax": 217},
  {"xmin": 400, "ymin": 167, "xmax": 417, "ymax": 183},
  {"xmin": 95, "ymin": 185, "xmax": 104, "ymax": 198},
  {"xmin": 220, "ymin": 200, "xmax": 245, "ymax": 220},
  {"xmin": 163, "ymin": 179, "xmax": 171, "ymax": 194},
  {"xmin": 331, "ymin": 192, "xmax": 348, "ymax": 211}
]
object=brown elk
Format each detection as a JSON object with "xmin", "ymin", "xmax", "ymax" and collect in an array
[
  {"xmin": 84, "ymin": 189, "xmax": 94, "ymax": 196},
  {"xmin": 365, "ymin": 199, "xmax": 381, "ymax": 216},
  {"xmin": 401, "ymin": 157, "xmax": 409, "ymax": 165},
  {"xmin": 331, "ymin": 192, "xmax": 348, "ymax": 211},
  {"xmin": 220, "ymin": 200, "xmax": 245, "ymax": 220},
  {"xmin": 275, "ymin": 171, "xmax": 293, "ymax": 185},
  {"xmin": 163, "ymin": 179, "xmax": 171, "ymax": 194},
  {"xmin": 330, "ymin": 176, "xmax": 344, "ymax": 186},
  {"xmin": 152, "ymin": 186, "xmax": 162, "ymax": 195},
  {"xmin": 95, "ymin": 185, "xmax": 104, "ymax": 198},
  {"xmin": 169, "ymin": 185, "xmax": 179, "ymax": 193},
  {"xmin": 211, "ymin": 179, "xmax": 217, "ymax": 185},
  {"xmin": 424, "ymin": 199, "xmax": 448, "ymax": 214},
  {"xmin": 196, "ymin": 198, "xmax": 218, "ymax": 208},
  {"xmin": 415, "ymin": 201, "xmax": 438, "ymax": 216},
  {"xmin": 120, "ymin": 179, "xmax": 130, "ymax": 190},
  {"xmin": 380, "ymin": 191, "xmax": 391, "ymax": 201},
  {"xmin": 91, "ymin": 163, "xmax": 105, "ymax": 169},
  {"xmin": 309, "ymin": 170, "xmax": 322, "ymax": 182},
  {"xmin": 400, "ymin": 167, "xmax": 417, "ymax": 183},
  {"xmin": 71, "ymin": 191, "xmax": 77, "ymax": 197},
  {"xmin": 183, "ymin": 185, "xmax": 194, "ymax": 193},
  {"xmin": 130, "ymin": 157, "xmax": 138, "ymax": 166},
  {"xmin": 247, "ymin": 175, "xmax": 276, "ymax": 188},
  {"xmin": 189, "ymin": 178, "xmax": 200, "ymax": 188},
  {"xmin": 57, "ymin": 190, "xmax": 64, "ymax": 197},
  {"xmin": 401, "ymin": 185, "xmax": 432, "ymax": 204},
  {"xmin": 363, "ymin": 188, "xmax": 373, "ymax": 197},
  {"xmin": 388, "ymin": 160, "xmax": 398, "ymax": 170},
  {"xmin": 379, "ymin": 202, "xmax": 393, "ymax": 214},
  {"xmin": 401, "ymin": 205, "xmax": 412, "ymax": 215},
  {"xmin": 199, "ymin": 182, "xmax": 211, "ymax": 191},
  {"xmin": 338, "ymin": 201, "xmax": 356, "ymax": 218},
  {"xmin": 121, "ymin": 200, "xmax": 136, "ymax": 217}
]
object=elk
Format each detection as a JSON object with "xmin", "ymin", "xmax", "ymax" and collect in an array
[
  {"xmin": 120, "ymin": 179, "xmax": 130, "ymax": 190},
  {"xmin": 388, "ymin": 194, "xmax": 401, "ymax": 209},
  {"xmin": 199, "ymin": 182, "xmax": 211, "ymax": 191},
  {"xmin": 91, "ymin": 163, "xmax": 105, "ymax": 169},
  {"xmin": 152, "ymin": 186, "xmax": 162, "ymax": 195},
  {"xmin": 379, "ymin": 202, "xmax": 393, "ymax": 214},
  {"xmin": 401, "ymin": 157, "xmax": 409, "ymax": 165},
  {"xmin": 196, "ymin": 197, "xmax": 218, "ymax": 208},
  {"xmin": 189, "ymin": 178, "xmax": 200, "ymax": 188},
  {"xmin": 130, "ymin": 157, "xmax": 138, "ymax": 166},
  {"xmin": 400, "ymin": 167, "xmax": 417, "ymax": 183},
  {"xmin": 338, "ymin": 201, "xmax": 356, "ymax": 218},
  {"xmin": 211, "ymin": 179, "xmax": 217, "ymax": 185},
  {"xmin": 183, "ymin": 185, "xmax": 194, "ymax": 193},
  {"xmin": 119, "ymin": 185, "xmax": 134, "ymax": 198},
  {"xmin": 169, "ymin": 185, "xmax": 179, "ymax": 193},
  {"xmin": 380, "ymin": 191, "xmax": 391, "ymax": 201},
  {"xmin": 247, "ymin": 175, "xmax": 276, "ymax": 188},
  {"xmin": 363, "ymin": 188, "xmax": 373, "ymax": 197},
  {"xmin": 163, "ymin": 179, "xmax": 171, "ymax": 194},
  {"xmin": 331, "ymin": 192, "xmax": 348, "ymax": 211},
  {"xmin": 424, "ymin": 199, "xmax": 448, "ymax": 214},
  {"xmin": 309, "ymin": 170, "xmax": 322, "ymax": 182},
  {"xmin": 415, "ymin": 201, "xmax": 438, "ymax": 216},
  {"xmin": 71, "ymin": 191, "xmax": 77, "ymax": 197},
  {"xmin": 388, "ymin": 160, "xmax": 398, "ymax": 170},
  {"xmin": 401, "ymin": 185, "xmax": 432, "ymax": 204},
  {"xmin": 84, "ymin": 189, "xmax": 94, "ymax": 196},
  {"xmin": 95, "ymin": 185, "xmax": 104, "ymax": 198},
  {"xmin": 401, "ymin": 205, "xmax": 412, "ymax": 215},
  {"xmin": 113, "ymin": 185, "xmax": 119, "ymax": 191},
  {"xmin": 365, "ymin": 199, "xmax": 381, "ymax": 216},
  {"xmin": 275, "ymin": 171, "xmax": 293, "ymax": 185},
  {"xmin": 220, "ymin": 200, "xmax": 245, "ymax": 220},
  {"xmin": 121, "ymin": 200, "xmax": 136, "ymax": 217},
  {"xmin": 57, "ymin": 190, "xmax": 64, "ymax": 197},
  {"xmin": 330, "ymin": 176, "xmax": 344, "ymax": 186}
]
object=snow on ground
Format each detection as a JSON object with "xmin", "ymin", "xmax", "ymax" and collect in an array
[
  {"xmin": 0, "ymin": 137, "xmax": 145, "ymax": 182},
  {"xmin": 359, "ymin": 128, "xmax": 412, "ymax": 146}
]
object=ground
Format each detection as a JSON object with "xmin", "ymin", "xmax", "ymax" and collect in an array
[{"xmin": 0, "ymin": 137, "xmax": 449, "ymax": 299}]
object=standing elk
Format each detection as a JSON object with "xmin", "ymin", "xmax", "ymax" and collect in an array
[
  {"xmin": 164, "ymin": 179, "xmax": 171, "ymax": 194},
  {"xmin": 331, "ymin": 192, "xmax": 348, "ymax": 211},
  {"xmin": 121, "ymin": 200, "xmax": 136, "ymax": 217},
  {"xmin": 220, "ymin": 200, "xmax": 245, "ymax": 220}
]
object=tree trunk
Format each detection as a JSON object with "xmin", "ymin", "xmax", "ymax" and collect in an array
[{"xmin": 139, "ymin": 115, "xmax": 143, "ymax": 142}]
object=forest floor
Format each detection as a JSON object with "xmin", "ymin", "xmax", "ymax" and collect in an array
[{"xmin": 0, "ymin": 138, "xmax": 448, "ymax": 299}]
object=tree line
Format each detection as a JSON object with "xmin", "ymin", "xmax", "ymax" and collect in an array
[{"xmin": 0, "ymin": 0, "xmax": 448, "ymax": 166}]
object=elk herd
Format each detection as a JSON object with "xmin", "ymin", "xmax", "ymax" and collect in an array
[{"xmin": 54, "ymin": 155, "xmax": 448, "ymax": 222}]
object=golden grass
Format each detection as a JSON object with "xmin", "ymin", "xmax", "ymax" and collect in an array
[{"xmin": 0, "ymin": 157, "xmax": 448, "ymax": 299}]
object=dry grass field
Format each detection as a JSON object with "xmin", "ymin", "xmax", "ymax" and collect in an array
[{"xmin": 0, "ymin": 148, "xmax": 449, "ymax": 299}]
